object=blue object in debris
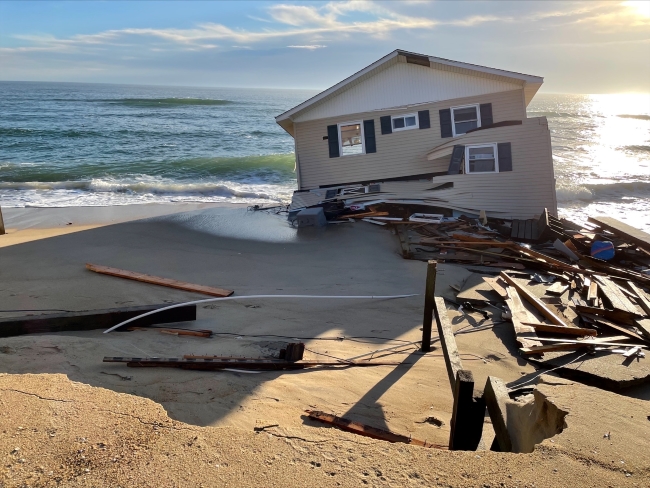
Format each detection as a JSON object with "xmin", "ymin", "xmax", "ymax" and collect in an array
[{"xmin": 591, "ymin": 240, "xmax": 615, "ymax": 260}]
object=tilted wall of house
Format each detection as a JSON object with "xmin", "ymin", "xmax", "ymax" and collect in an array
[
  {"xmin": 292, "ymin": 117, "xmax": 557, "ymax": 219},
  {"xmin": 294, "ymin": 89, "xmax": 528, "ymax": 190}
]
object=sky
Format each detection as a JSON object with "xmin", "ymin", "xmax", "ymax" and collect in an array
[{"xmin": 0, "ymin": 1, "xmax": 649, "ymax": 93}]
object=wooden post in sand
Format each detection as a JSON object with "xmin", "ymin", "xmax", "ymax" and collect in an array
[
  {"xmin": 421, "ymin": 260, "xmax": 437, "ymax": 352},
  {"xmin": 0, "ymin": 206, "xmax": 5, "ymax": 235}
]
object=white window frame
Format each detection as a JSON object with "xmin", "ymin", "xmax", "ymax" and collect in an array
[
  {"xmin": 391, "ymin": 113, "xmax": 419, "ymax": 132},
  {"xmin": 451, "ymin": 103, "xmax": 481, "ymax": 137},
  {"xmin": 464, "ymin": 143, "xmax": 499, "ymax": 174},
  {"xmin": 337, "ymin": 120, "xmax": 365, "ymax": 157}
]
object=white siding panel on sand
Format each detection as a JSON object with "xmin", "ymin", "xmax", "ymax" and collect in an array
[
  {"xmin": 294, "ymin": 60, "xmax": 522, "ymax": 123},
  {"xmin": 296, "ymin": 90, "xmax": 526, "ymax": 190}
]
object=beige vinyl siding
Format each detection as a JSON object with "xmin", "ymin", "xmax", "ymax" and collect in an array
[
  {"xmin": 294, "ymin": 58, "xmax": 522, "ymax": 123},
  {"xmin": 295, "ymin": 89, "xmax": 526, "ymax": 190},
  {"xmin": 291, "ymin": 117, "xmax": 557, "ymax": 219}
]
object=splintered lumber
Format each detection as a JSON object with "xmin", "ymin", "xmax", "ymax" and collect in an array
[
  {"xmin": 421, "ymin": 261, "xmax": 437, "ymax": 352},
  {"xmin": 304, "ymin": 410, "xmax": 446, "ymax": 449},
  {"xmin": 341, "ymin": 211, "xmax": 389, "ymax": 219},
  {"xmin": 505, "ymin": 244, "xmax": 584, "ymax": 274},
  {"xmin": 433, "ymin": 296, "xmax": 463, "ymax": 389},
  {"xmin": 575, "ymin": 305, "xmax": 639, "ymax": 326},
  {"xmin": 484, "ymin": 376, "xmax": 512, "ymax": 452},
  {"xmin": 521, "ymin": 322, "xmax": 597, "ymax": 337},
  {"xmin": 0, "ymin": 304, "xmax": 196, "ymax": 338},
  {"xmin": 103, "ymin": 357, "xmax": 399, "ymax": 370},
  {"xmin": 449, "ymin": 370, "xmax": 486, "ymax": 451},
  {"xmin": 504, "ymin": 287, "xmax": 543, "ymax": 348},
  {"xmin": 628, "ymin": 282, "xmax": 650, "ymax": 317},
  {"xmin": 159, "ymin": 328, "xmax": 212, "ymax": 337},
  {"xmin": 579, "ymin": 314, "xmax": 648, "ymax": 343},
  {"xmin": 520, "ymin": 338, "xmax": 646, "ymax": 356},
  {"xmin": 545, "ymin": 282, "xmax": 570, "ymax": 296},
  {"xmin": 501, "ymin": 272, "xmax": 569, "ymax": 327},
  {"xmin": 588, "ymin": 216, "xmax": 650, "ymax": 252},
  {"xmin": 86, "ymin": 263, "xmax": 233, "ymax": 297},
  {"xmin": 594, "ymin": 276, "xmax": 639, "ymax": 314}
]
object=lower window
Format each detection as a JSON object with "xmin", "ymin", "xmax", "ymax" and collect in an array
[
  {"xmin": 339, "ymin": 122, "xmax": 364, "ymax": 156},
  {"xmin": 465, "ymin": 143, "xmax": 498, "ymax": 173}
]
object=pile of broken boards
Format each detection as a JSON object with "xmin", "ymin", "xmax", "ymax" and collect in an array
[{"xmin": 402, "ymin": 212, "xmax": 650, "ymax": 392}]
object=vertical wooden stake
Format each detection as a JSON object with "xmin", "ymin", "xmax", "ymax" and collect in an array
[
  {"xmin": 421, "ymin": 260, "xmax": 437, "ymax": 352},
  {"xmin": 484, "ymin": 376, "xmax": 513, "ymax": 452},
  {"xmin": 0, "ymin": 206, "xmax": 5, "ymax": 235}
]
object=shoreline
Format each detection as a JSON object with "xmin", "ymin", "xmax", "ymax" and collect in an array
[{"xmin": 0, "ymin": 202, "xmax": 250, "ymax": 248}]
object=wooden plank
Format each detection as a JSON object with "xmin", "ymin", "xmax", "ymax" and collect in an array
[
  {"xmin": 580, "ymin": 314, "xmax": 648, "ymax": 343},
  {"xmin": 484, "ymin": 376, "xmax": 512, "ymax": 452},
  {"xmin": 505, "ymin": 287, "xmax": 543, "ymax": 348},
  {"xmin": 635, "ymin": 319, "xmax": 650, "ymax": 341},
  {"xmin": 433, "ymin": 296, "xmax": 464, "ymax": 390},
  {"xmin": 159, "ymin": 328, "xmax": 212, "ymax": 338},
  {"xmin": 520, "ymin": 343, "xmax": 588, "ymax": 355},
  {"xmin": 575, "ymin": 305, "xmax": 639, "ymax": 325},
  {"xmin": 305, "ymin": 410, "xmax": 446, "ymax": 449},
  {"xmin": 86, "ymin": 263, "xmax": 233, "ymax": 297},
  {"xmin": 501, "ymin": 272, "xmax": 570, "ymax": 327},
  {"xmin": 0, "ymin": 205, "xmax": 5, "ymax": 236},
  {"xmin": 421, "ymin": 261, "xmax": 437, "ymax": 352},
  {"xmin": 505, "ymin": 245, "xmax": 586, "ymax": 274},
  {"xmin": 628, "ymin": 282, "xmax": 650, "ymax": 317},
  {"xmin": 545, "ymin": 282, "xmax": 569, "ymax": 296},
  {"xmin": 587, "ymin": 281, "xmax": 598, "ymax": 305},
  {"xmin": 521, "ymin": 322, "xmax": 597, "ymax": 337},
  {"xmin": 449, "ymin": 370, "xmax": 485, "ymax": 451},
  {"xmin": 588, "ymin": 216, "xmax": 650, "ymax": 251},
  {"xmin": 0, "ymin": 304, "xmax": 197, "ymax": 338},
  {"xmin": 483, "ymin": 276, "xmax": 508, "ymax": 299},
  {"xmin": 594, "ymin": 276, "xmax": 639, "ymax": 314}
]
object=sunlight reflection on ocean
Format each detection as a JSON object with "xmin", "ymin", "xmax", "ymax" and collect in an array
[{"xmin": 529, "ymin": 93, "xmax": 650, "ymax": 231}]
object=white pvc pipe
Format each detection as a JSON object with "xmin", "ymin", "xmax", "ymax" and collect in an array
[{"xmin": 103, "ymin": 294, "xmax": 418, "ymax": 334}]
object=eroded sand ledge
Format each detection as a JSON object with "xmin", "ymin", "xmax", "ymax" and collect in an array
[{"xmin": 0, "ymin": 373, "xmax": 647, "ymax": 487}]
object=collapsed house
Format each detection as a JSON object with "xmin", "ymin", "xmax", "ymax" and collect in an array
[{"xmin": 275, "ymin": 49, "xmax": 557, "ymax": 221}]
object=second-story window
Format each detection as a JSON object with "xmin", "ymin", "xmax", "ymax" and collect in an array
[
  {"xmin": 391, "ymin": 113, "xmax": 419, "ymax": 131},
  {"xmin": 451, "ymin": 104, "xmax": 480, "ymax": 136}
]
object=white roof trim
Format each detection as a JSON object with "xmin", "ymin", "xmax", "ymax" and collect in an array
[{"xmin": 276, "ymin": 49, "xmax": 543, "ymax": 124}]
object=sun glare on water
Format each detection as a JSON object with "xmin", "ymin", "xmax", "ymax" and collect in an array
[{"xmin": 622, "ymin": 0, "xmax": 650, "ymax": 17}]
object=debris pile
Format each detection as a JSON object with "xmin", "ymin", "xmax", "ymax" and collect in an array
[{"xmin": 397, "ymin": 209, "xmax": 650, "ymax": 391}]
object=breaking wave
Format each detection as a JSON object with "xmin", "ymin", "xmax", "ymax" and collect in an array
[{"xmin": 556, "ymin": 181, "xmax": 650, "ymax": 203}]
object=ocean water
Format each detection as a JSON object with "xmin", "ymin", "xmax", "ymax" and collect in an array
[{"xmin": 1, "ymin": 82, "xmax": 649, "ymax": 230}]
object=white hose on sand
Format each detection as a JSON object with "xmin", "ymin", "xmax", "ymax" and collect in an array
[{"xmin": 103, "ymin": 294, "xmax": 418, "ymax": 334}]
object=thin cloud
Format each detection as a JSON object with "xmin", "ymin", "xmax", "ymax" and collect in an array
[{"xmin": 287, "ymin": 45, "xmax": 327, "ymax": 50}]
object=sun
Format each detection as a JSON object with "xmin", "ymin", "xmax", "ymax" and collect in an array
[{"xmin": 622, "ymin": 0, "xmax": 650, "ymax": 17}]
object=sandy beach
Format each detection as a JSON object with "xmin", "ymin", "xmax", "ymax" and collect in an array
[{"xmin": 1, "ymin": 203, "xmax": 649, "ymax": 486}]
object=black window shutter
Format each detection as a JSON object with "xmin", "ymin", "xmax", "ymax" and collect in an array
[
  {"xmin": 363, "ymin": 119, "xmax": 376, "ymax": 153},
  {"xmin": 447, "ymin": 145, "xmax": 465, "ymax": 174},
  {"xmin": 418, "ymin": 110, "xmax": 430, "ymax": 129},
  {"xmin": 497, "ymin": 142, "xmax": 512, "ymax": 171},
  {"xmin": 380, "ymin": 116, "xmax": 392, "ymax": 135},
  {"xmin": 439, "ymin": 109, "xmax": 452, "ymax": 138},
  {"xmin": 327, "ymin": 125, "xmax": 339, "ymax": 158},
  {"xmin": 480, "ymin": 103, "xmax": 493, "ymax": 126}
]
